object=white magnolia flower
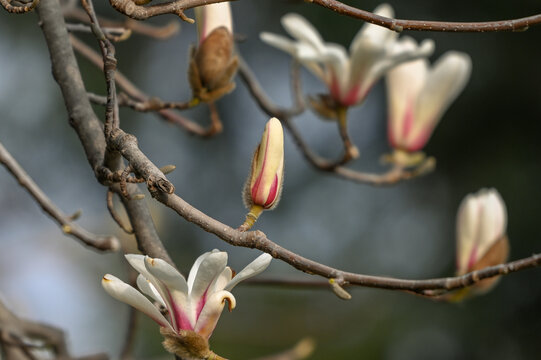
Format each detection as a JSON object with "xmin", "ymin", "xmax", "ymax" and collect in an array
[
  {"xmin": 456, "ymin": 189, "xmax": 508, "ymax": 276},
  {"xmin": 260, "ymin": 4, "xmax": 434, "ymax": 107},
  {"xmin": 102, "ymin": 250, "xmax": 272, "ymax": 339},
  {"xmin": 387, "ymin": 42, "xmax": 472, "ymax": 152}
]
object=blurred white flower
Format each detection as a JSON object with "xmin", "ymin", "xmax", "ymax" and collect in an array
[
  {"xmin": 102, "ymin": 250, "xmax": 272, "ymax": 339},
  {"xmin": 456, "ymin": 189, "xmax": 507, "ymax": 275},
  {"xmin": 387, "ymin": 44, "xmax": 471, "ymax": 152},
  {"xmin": 260, "ymin": 4, "xmax": 434, "ymax": 107}
]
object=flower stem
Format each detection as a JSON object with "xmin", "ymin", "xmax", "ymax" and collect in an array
[
  {"xmin": 238, "ymin": 205, "xmax": 264, "ymax": 232},
  {"xmin": 336, "ymin": 106, "xmax": 359, "ymax": 161}
]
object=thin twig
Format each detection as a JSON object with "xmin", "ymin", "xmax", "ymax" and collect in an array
[
  {"xmin": 66, "ymin": 22, "xmax": 132, "ymax": 42},
  {"xmin": 70, "ymin": 35, "xmax": 218, "ymax": 136},
  {"xmin": 0, "ymin": 140, "xmax": 120, "ymax": 252},
  {"xmin": 64, "ymin": 6, "xmax": 180, "ymax": 39},
  {"xmin": 0, "ymin": 299, "xmax": 109, "ymax": 360},
  {"xmin": 107, "ymin": 188, "xmax": 134, "ymax": 234},
  {"xmin": 310, "ymin": 0, "xmax": 540, "ymax": 32},
  {"xmin": 1, "ymin": 0, "xmax": 40, "ymax": 13}
]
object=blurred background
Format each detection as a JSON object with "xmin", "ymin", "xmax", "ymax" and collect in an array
[{"xmin": 1, "ymin": 0, "xmax": 541, "ymax": 359}]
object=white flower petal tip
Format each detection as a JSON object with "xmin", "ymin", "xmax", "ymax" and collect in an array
[
  {"xmin": 387, "ymin": 48, "xmax": 471, "ymax": 152},
  {"xmin": 225, "ymin": 253, "xmax": 272, "ymax": 291},
  {"xmin": 260, "ymin": 6, "xmax": 433, "ymax": 108},
  {"xmin": 455, "ymin": 189, "xmax": 509, "ymax": 295}
]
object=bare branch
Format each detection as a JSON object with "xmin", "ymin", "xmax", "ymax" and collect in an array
[
  {"xmin": 64, "ymin": 6, "xmax": 180, "ymax": 39},
  {"xmin": 1, "ymin": 0, "xmax": 40, "ymax": 13},
  {"xmin": 0, "ymin": 299, "xmax": 108, "ymax": 360},
  {"xmin": 0, "ymin": 141, "xmax": 120, "ymax": 252},
  {"xmin": 70, "ymin": 36, "xmax": 220, "ymax": 136},
  {"xmin": 310, "ymin": 0, "xmax": 539, "ymax": 33},
  {"xmin": 252, "ymin": 338, "xmax": 315, "ymax": 360},
  {"xmin": 37, "ymin": 0, "xmax": 172, "ymax": 264}
]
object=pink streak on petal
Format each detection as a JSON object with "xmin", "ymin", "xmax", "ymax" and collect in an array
[
  {"xmin": 251, "ymin": 125, "xmax": 271, "ymax": 205},
  {"xmin": 167, "ymin": 289, "xmax": 193, "ymax": 331},
  {"xmin": 405, "ymin": 126, "xmax": 432, "ymax": 152},
  {"xmin": 467, "ymin": 244, "xmax": 479, "ymax": 272},
  {"xmin": 340, "ymin": 85, "xmax": 361, "ymax": 107},
  {"xmin": 264, "ymin": 174, "xmax": 278, "ymax": 208},
  {"xmin": 195, "ymin": 288, "xmax": 209, "ymax": 322},
  {"xmin": 329, "ymin": 74, "xmax": 342, "ymax": 102},
  {"xmin": 401, "ymin": 100, "xmax": 414, "ymax": 142}
]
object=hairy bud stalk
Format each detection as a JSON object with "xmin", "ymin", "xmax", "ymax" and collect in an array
[
  {"xmin": 240, "ymin": 118, "xmax": 284, "ymax": 231},
  {"xmin": 189, "ymin": 3, "xmax": 238, "ymax": 104}
]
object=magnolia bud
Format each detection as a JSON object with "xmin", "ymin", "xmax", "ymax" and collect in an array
[
  {"xmin": 189, "ymin": 3, "xmax": 238, "ymax": 103},
  {"xmin": 454, "ymin": 188, "xmax": 509, "ymax": 299},
  {"xmin": 239, "ymin": 118, "xmax": 284, "ymax": 231}
]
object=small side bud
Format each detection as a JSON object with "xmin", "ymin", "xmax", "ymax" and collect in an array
[
  {"xmin": 160, "ymin": 164, "xmax": 177, "ymax": 174},
  {"xmin": 329, "ymin": 278, "xmax": 352, "ymax": 300},
  {"xmin": 239, "ymin": 118, "xmax": 284, "ymax": 231}
]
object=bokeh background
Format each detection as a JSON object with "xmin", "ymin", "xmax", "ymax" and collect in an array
[{"xmin": 1, "ymin": 0, "xmax": 541, "ymax": 359}]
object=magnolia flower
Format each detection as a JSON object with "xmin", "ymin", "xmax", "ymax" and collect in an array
[
  {"xmin": 387, "ymin": 42, "xmax": 471, "ymax": 160},
  {"xmin": 240, "ymin": 118, "xmax": 284, "ymax": 231},
  {"xmin": 189, "ymin": 2, "xmax": 238, "ymax": 104},
  {"xmin": 102, "ymin": 251, "xmax": 272, "ymax": 357},
  {"xmin": 455, "ymin": 189, "xmax": 509, "ymax": 297},
  {"xmin": 260, "ymin": 4, "xmax": 434, "ymax": 109}
]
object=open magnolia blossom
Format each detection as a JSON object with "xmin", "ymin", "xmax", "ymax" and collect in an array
[
  {"xmin": 387, "ymin": 41, "xmax": 471, "ymax": 165},
  {"xmin": 454, "ymin": 189, "xmax": 509, "ymax": 298},
  {"xmin": 189, "ymin": 2, "xmax": 238, "ymax": 103},
  {"xmin": 102, "ymin": 251, "xmax": 272, "ymax": 356},
  {"xmin": 260, "ymin": 4, "xmax": 434, "ymax": 109}
]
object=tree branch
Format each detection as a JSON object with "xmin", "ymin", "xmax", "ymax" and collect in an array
[
  {"xmin": 310, "ymin": 0, "xmax": 540, "ymax": 32},
  {"xmin": 0, "ymin": 140, "xmax": 119, "ymax": 252},
  {"xmin": 36, "ymin": 0, "xmax": 172, "ymax": 264}
]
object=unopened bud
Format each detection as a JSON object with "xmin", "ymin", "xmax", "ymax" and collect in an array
[
  {"xmin": 454, "ymin": 188, "xmax": 509, "ymax": 299},
  {"xmin": 189, "ymin": 3, "xmax": 238, "ymax": 103},
  {"xmin": 239, "ymin": 118, "xmax": 284, "ymax": 231}
]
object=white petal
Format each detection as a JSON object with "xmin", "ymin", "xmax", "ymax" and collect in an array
[
  {"xmin": 195, "ymin": 2, "xmax": 232, "ymax": 41},
  {"xmin": 353, "ymin": 3, "xmax": 396, "ymax": 51},
  {"xmin": 136, "ymin": 274, "xmax": 166, "ymax": 309},
  {"xmin": 456, "ymin": 193, "xmax": 481, "ymax": 273},
  {"xmin": 211, "ymin": 266, "xmax": 233, "ymax": 293},
  {"xmin": 193, "ymin": 290, "xmax": 236, "ymax": 339},
  {"xmin": 386, "ymin": 38, "xmax": 429, "ymax": 147},
  {"xmin": 260, "ymin": 32, "xmax": 298, "ymax": 57},
  {"xmin": 412, "ymin": 51, "xmax": 471, "ymax": 139},
  {"xmin": 102, "ymin": 274, "xmax": 173, "ymax": 330},
  {"xmin": 281, "ymin": 13, "xmax": 325, "ymax": 53},
  {"xmin": 143, "ymin": 256, "xmax": 188, "ymax": 294},
  {"xmin": 144, "ymin": 257, "xmax": 192, "ymax": 330},
  {"xmin": 187, "ymin": 250, "xmax": 217, "ymax": 291},
  {"xmin": 475, "ymin": 189, "xmax": 507, "ymax": 262},
  {"xmin": 225, "ymin": 253, "xmax": 272, "ymax": 291},
  {"xmin": 189, "ymin": 251, "xmax": 228, "ymax": 301}
]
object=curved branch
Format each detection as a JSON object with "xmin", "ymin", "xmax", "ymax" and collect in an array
[
  {"xmin": 311, "ymin": 0, "xmax": 539, "ymax": 32},
  {"xmin": 155, "ymin": 190, "xmax": 541, "ymax": 294},
  {"xmin": 0, "ymin": 141, "xmax": 119, "ymax": 252}
]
